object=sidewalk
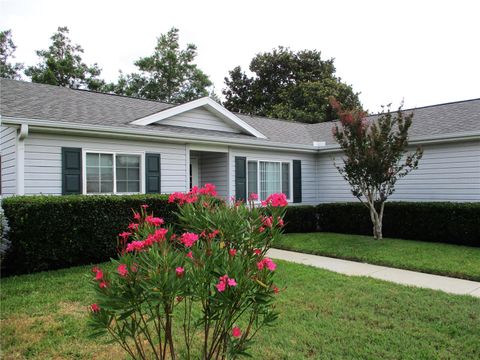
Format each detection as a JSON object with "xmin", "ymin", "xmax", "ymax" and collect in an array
[{"xmin": 267, "ymin": 248, "xmax": 480, "ymax": 298}]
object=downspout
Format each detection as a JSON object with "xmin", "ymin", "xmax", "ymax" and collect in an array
[{"xmin": 16, "ymin": 124, "xmax": 29, "ymax": 195}]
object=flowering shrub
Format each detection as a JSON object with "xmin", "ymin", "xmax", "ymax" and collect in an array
[{"xmin": 89, "ymin": 184, "xmax": 287, "ymax": 359}]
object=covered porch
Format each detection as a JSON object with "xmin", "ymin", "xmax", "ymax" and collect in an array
[{"xmin": 189, "ymin": 147, "xmax": 229, "ymax": 199}]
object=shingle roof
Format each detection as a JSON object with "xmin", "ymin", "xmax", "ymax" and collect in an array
[{"xmin": 1, "ymin": 79, "xmax": 479, "ymax": 147}]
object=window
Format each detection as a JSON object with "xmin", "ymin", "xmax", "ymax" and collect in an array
[
  {"xmin": 85, "ymin": 152, "xmax": 142, "ymax": 194},
  {"xmin": 247, "ymin": 160, "xmax": 291, "ymax": 201}
]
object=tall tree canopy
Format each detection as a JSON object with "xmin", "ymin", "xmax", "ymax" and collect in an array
[
  {"xmin": 223, "ymin": 47, "xmax": 361, "ymax": 123},
  {"xmin": 0, "ymin": 29, "xmax": 23, "ymax": 79},
  {"xmin": 106, "ymin": 28, "xmax": 212, "ymax": 103},
  {"xmin": 25, "ymin": 26, "xmax": 104, "ymax": 90}
]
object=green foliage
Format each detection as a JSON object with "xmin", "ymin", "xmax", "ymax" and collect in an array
[
  {"xmin": 25, "ymin": 26, "xmax": 105, "ymax": 90},
  {"xmin": 0, "ymin": 29, "xmax": 23, "ymax": 79},
  {"xmin": 89, "ymin": 189, "xmax": 285, "ymax": 359},
  {"xmin": 283, "ymin": 205, "xmax": 318, "ymax": 233},
  {"xmin": 105, "ymin": 28, "xmax": 212, "ymax": 103},
  {"xmin": 332, "ymin": 100, "xmax": 424, "ymax": 239},
  {"xmin": 1, "ymin": 194, "xmax": 176, "ymax": 275},
  {"xmin": 222, "ymin": 47, "xmax": 361, "ymax": 123}
]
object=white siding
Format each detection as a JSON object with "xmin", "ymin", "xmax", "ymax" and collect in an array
[
  {"xmin": 1, "ymin": 126, "xmax": 17, "ymax": 195},
  {"xmin": 161, "ymin": 108, "xmax": 241, "ymax": 133},
  {"xmin": 229, "ymin": 147, "xmax": 318, "ymax": 204},
  {"xmin": 23, "ymin": 133, "xmax": 188, "ymax": 195},
  {"xmin": 317, "ymin": 140, "xmax": 480, "ymax": 203},
  {"xmin": 199, "ymin": 152, "xmax": 228, "ymax": 198}
]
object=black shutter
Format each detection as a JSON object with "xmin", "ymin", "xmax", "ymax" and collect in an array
[
  {"xmin": 293, "ymin": 160, "xmax": 302, "ymax": 203},
  {"xmin": 235, "ymin": 156, "xmax": 247, "ymax": 201},
  {"xmin": 145, "ymin": 153, "xmax": 161, "ymax": 193},
  {"xmin": 62, "ymin": 147, "xmax": 82, "ymax": 195}
]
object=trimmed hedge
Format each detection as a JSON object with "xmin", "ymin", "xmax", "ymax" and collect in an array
[
  {"xmin": 283, "ymin": 206, "xmax": 319, "ymax": 233},
  {"xmin": 317, "ymin": 202, "xmax": 480, "ymax": 247},
  {"xmin": 2, "ymin": 195, "xmax": 177, "ymax": 275}
]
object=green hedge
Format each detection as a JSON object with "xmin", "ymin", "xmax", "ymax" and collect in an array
[
  {"xmin": 2, "ymin": 195, "xmax": 177, "ymax": 275},
  {"xmin": 283, "ymin": 206, "xmax": 319, "ymax": 233},
  {"xmin": 317, "ymin": 202, "xmax": 480, "ymax": 247}
]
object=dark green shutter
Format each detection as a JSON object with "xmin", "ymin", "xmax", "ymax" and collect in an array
[
  {"xmin": 235, "ymin": 156, "xmax": 247, "ymax": 201},
  {"xmin": 62, "ymin": 147, "xmax": 82, "ymax": 195},
  {"xmin": 145, "ymin": 153, "xmax": 161, "ymax": 193},
  {"xmin": 293, "ymin": 160, "xmax": 302, "ymax": 203}
]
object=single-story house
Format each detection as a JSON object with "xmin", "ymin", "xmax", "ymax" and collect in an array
[{"xmin": 1, "ymin": 79, "xmax": 479, "ymax": 203}]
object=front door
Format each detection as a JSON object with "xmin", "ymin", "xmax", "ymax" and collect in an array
[{"xmin": 190, "ymin": 157, "xmax": 199, "ymax": 189}]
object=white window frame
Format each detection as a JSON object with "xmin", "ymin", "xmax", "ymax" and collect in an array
[
  {"xmin": 82, "ymin": 150, "xmax": 145, "ymax": 195},
  {"xmin": 246, "ymin": 159, "xmax": 293, "ymax": 202}
]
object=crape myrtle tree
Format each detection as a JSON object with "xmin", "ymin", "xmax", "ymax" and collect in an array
[
  {"xmin": 0, "ymin": 29, "xmax": 23, "ymax": 79},
  {"xmin": 331, "ymin": 98, "xmax": 423, "ymax": 240},
  {"xmin": 25, "ymin": 26, "xmax": 105, "ymax": 90},
  {"xmin": 105, "ymin": 27, "xmax": 213, "ymax": 103}
]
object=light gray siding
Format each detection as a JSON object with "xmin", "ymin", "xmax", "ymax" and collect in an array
[
  {"xmin": 229, "ymin": 147, "xmax": 318, "ymax": 204},
  {"xmin": 1, "ymin": 126, "xmax": 17, "ymax": 195},
  {"xmin": 199, "ymin": 152, "xmax": 228, "ymax": 198},
  {"xmin": 23, "ymin": 132, "xmax": 188, "ymax": 195},
  {"xmin": 161, "ymin": 108, "xmax": 241, "ymax": 133},
  {"xmin": 317, "ymin": 140, "xmax": 480, "ymax": 202}
]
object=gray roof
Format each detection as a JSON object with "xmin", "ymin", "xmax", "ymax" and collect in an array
[{"xmin": 1, "ymin": 79, "xmax": 479, "ymax": 147}]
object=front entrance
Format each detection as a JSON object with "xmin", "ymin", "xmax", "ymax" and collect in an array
[{"xmin": 189, "ymin": 157, "xmax": 199, "ymax": 189}]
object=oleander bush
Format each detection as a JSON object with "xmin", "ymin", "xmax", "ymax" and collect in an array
[{"xmin": 88, "ymin": 186, "xmax": 286, "ymax": 359}]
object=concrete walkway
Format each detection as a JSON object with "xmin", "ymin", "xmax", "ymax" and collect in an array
[{"xmin": 267, "ymin": 248, "xmax": 480, "ymax": 298}]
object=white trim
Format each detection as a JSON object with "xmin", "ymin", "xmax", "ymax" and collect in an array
[
  {"xmin": 130, "ymin": 97, "xmax": 268, "ymax": 139},
  {"xmin": 189, "ymin": 143, "xmax": 228, "ymax": 153},
  {"xmin": 246, "ymin": 158, "xmax": 293, "ymax": 202},
  {"xmin": 16, "ymin": 124, "xmax": 28, "ymax": 195},
  {"xmin": 82, "ymin": 149, "xmax": 145, "ymax": 195}
]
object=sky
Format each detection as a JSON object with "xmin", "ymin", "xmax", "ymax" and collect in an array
[{"xmin": 1, "ymin": 0, "xmax": 479, "ymax": 112}]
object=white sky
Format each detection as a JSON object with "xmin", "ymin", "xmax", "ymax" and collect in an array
[{"xmin": 1, "ymin": 0, "xmax": 479, "ymax": 112}]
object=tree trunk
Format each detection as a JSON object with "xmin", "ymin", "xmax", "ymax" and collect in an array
[{"xmin": 368, "ymin": 202, "xmax": 384, "ymax": 240}]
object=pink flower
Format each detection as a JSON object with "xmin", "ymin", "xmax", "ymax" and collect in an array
[
  {"xmin": 186, "ymin": 251, "xmax": 193, "ymax": 259},
  {"xmin": 232, "ymin": 327, "xmax": 242, "ymax": 338},
  {"xmin": 131, "ymin": 263, "xmax": 138, "ymax": 273},
  {"xmin": 126, "ymin": 241, "xmax": 145, "ymax": 252},
  {"xmin": 253, "ymin": 248, "xmax": 262, "ymax": 256},
  {"xmin": 257, "ymin": 258, "xmax": 277, "ymax": 271},
  {"xmin": 133, "ymin": 212, "xmax": 141, "ymax": 220},
  {"xmin": 263, "ymin": 193, "xmax": 288, "ymax": 207},
  {"xmin": 248, "ymin": 192, "xmax": 259, "ymax": 201},
  {"xmin": 259, "ymin": 226, "xmax": 265, "ymax": 233},
  {"xmin": 273, "ymin": 286, "xmax": 280, "ymax": 294},
  {"xmin": 118, "ymin": 231, "xmax": 131, "ymax": 239},
  {"xmin": 95, "ymin": 269, "xmax": 104, "ymax": 281},
  {"xmin": 90, "ymin": 303, "xmax": 100, "ymax": 313},
  {"xmin": 256, "ymin": 260, "xmax": 265, "ymax": 270},
  {"xmin": 277, "ymin": 217, "xmax": 284, "ymax": 227},
  {"xmin": 227, "ymin": 278, "xmax": 237, "ymax": 287},
  {"xmin": 229, "ymin": 248, "xmax": 237, "ymax": 257},
  {"xmin": 208, "ymin": 230, "xmax": 220, "ymax": 239},
  {"xmin": 141, "ymin": 204, "xmax": 149, "ymax": 209},
  {"xmin": 199, "ymin": 183, "xmax": 217, "ymax": 196},
  {"xmin": 146, "ymin": 215, "xmax": 164, "ymax": 227},
  {"xmin": 117, "ymin": 264, "xmax": 128, "ymax": 277},
  {"xmin": 261, "ymin": 216, "xmax": 273, "ymax": 228},
  {"xmin": 176, "ymin": 267, "xmax": 185, "ymax": 277},
  {"xmin": 180, "ymin": 232, "xmax": 199, "ymax": 248},
  {"xmin": 128, "ymin": 223, "xmax": 139, "ymax": 230},
  {"xmin": 99, "ymin": 281, "xmax": 108, "ymax": 288},
  {"xmin": 216, "ymin": 281, "xmax": 226, "ymax": 292}
]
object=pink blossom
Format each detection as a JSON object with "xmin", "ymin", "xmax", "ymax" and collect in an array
[
  {"xmin": 180, "ymin": 232, "xmax": 199, "ymax": 248},
  {"xmin": 253, "ymin": 248, "xmax": 262, "ymax": 256},
  {"xmin": 131, "ymin": 263, "xmax": 138, "ymax": 272},
  {"xmin": 232, "ymin": 327, "xmax": 242, "ymax": 338},
  {"xmin": 118, "ymin": 231, "xmax": 131, "ymax": 239},
  {"xmin": 259, "ymin": 226, "xmax": 265, "ymax": 233},
  {"xmin": 90, "ymin": 303, "xmax": 100, "ymax": 313},
  {"xmin": 273, "ymin": 286, "xmax": 280, "ymax": 294},
  {"xmin": 99, "ymin": 281, "xmax": 108, "ymax": 288},
  {"xmin": 176, "ymin": 267, "xmax": 185, "ymax": 277},
  {"xmin": 208, "ymin": 230, "xmax": 219, "ymax": 239},
  {"xmin": 262, "ymin": 216, "xmax": 273, "ymax": 228},
  {"xmin": 186, "ymin": 251, "xmax": 193, "ymax": 259},
  {"xmin": 257, "ymin": 257, "xmax": 277, "ymax": 271},
  {"xmin": 94, "ymin": 269, "xmax": 104, "ymax": 281},
  {"xmin": 227, "ymin": 278, "xmax": 237, "ymax": 287},
  {"xmin": 128, "ymin": 223, "xmax": 139, "ymax": 230},
  {"xmin": 229, "ymin": 248, "xmax": 237, "ymax": 257},
  {"xmin": 256, "ymin": 260, "xmax": 264, "ymax": 270},
  {"xmin": 263, "ymin": 193, "xmax": 288, "ymax": 207},
  {"xmin": 278, "ymin": 217, "xmax": 285, "ymax": 227},
  {"xmin": 199, "ymin": 183, "xmax": 217, "ymax": 196},
  {"xmin": 126, "ymin": 241, "xmax": 145, "ymax": 252},
  {"xmin": 216, "ymin": 274, "xmax": 237, "ymax": 292},
  {"xmin": 141, "ymin": 204, "xmax": 149, "ymax": 209},
  {"xmin": 145, "ymin": 215, "xmax": 164, "ymax": 227},
  {"xmin": 248, "ymin": 192, "xmax": 259, "ymax": 201},
  {"xmin": 117, "ymin": 264, "xmax": 128, "ymax": 277},
  {"xmin": 133, "ymin": 212, "xmax": 141, "ymax": 220},
  {"xmin": 216, "ymin": 281, "xmax": 226, "ymax": 292}
]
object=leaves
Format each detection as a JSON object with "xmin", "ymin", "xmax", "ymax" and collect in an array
[{"xmin": 0, "ymin": 29, "xmax": 24, "ymax": 79}]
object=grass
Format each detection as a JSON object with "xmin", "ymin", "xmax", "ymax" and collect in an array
[
  {"xmin": 276, "ymin": 232, "xmax": 480, "ymax": 281},
  {"xmin": 1, "ymin": 261, "xmax": 479, "ymax": 359}
]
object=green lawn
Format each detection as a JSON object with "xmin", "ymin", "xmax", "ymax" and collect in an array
[
  {"xmin": 276, "ymin": 232, "xmax": 480, "ymax": 281},
  {"xmin": 1, "ymin": 261, "xmax": 479, "ymax": 359}
]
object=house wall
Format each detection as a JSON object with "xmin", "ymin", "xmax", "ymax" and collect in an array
[
  {"xmin": 22, "ymin": 132, "xmax": 188, "ymax": 195},
  {"xmin": 161, "ymin": 108, "xmax": 241, "ymax": 133},
  {"xmin": 1, "ymin": 126, "xmax": 17, "ymax": 195},
  {"xmin": 228, "ymin": 147, "xmax": 318, "ymax": 204},
  {"xmin": 317, "ymin": 140, "xmax": 480, "ymax": 202},
  {"xmin": 199, "ymin": 152, "xmax": 229, "ymax": 198}
]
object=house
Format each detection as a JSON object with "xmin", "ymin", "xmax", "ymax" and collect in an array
[{"xmin": 1, "ymin": 79, "xmax": 479, "ymax": 203}]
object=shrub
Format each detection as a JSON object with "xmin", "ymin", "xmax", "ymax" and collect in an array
[
  {"xmin": 89, "ymin": 187, "xmax": 285, "ymax": 359},
  {"xmin": 2, "ymin": 194, "xmax": 177, "ymax": 275},
  {"xmin": 0, "ymin": 206, "xmax": 11, "ymax": 265},
  {"xmin": 317, "ymin": 202, "xmax": 480, "ymax": 246},
  {"xmin": 283, "ymin": 205, "xmax": 319, "ymax": 233}
]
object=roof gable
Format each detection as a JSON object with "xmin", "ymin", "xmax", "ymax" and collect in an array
[{"xmin": 130, "ymin": 97, "xmax": 267, "ymax": 139}]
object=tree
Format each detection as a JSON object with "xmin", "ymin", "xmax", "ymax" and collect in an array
[
  {"xmin": 106, "ymin": 28, "xmax": 212, "ymax": 103},
  {"xmin": 25, "ymin": 26, "xmax": 104, "ymax": 90},
  {"xmin": 222, "ymin": 47, "xmax": 361, "ymax": 123},
  {"xmin": 331, "ymin": 98, "xmax": 423, "ymax": 240},
  {"xmin": 0, "ymin": 30, "xmax": 23, "ymax": 79}
]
